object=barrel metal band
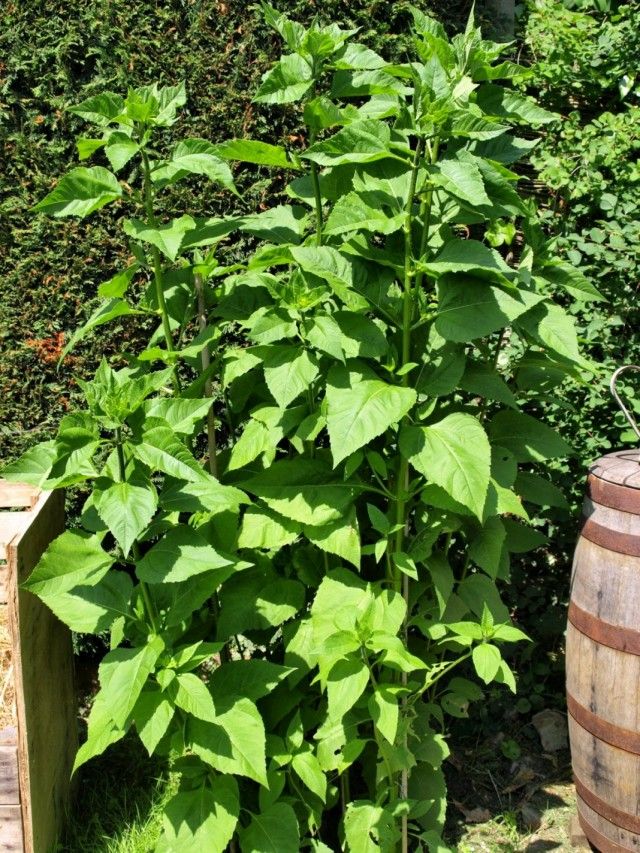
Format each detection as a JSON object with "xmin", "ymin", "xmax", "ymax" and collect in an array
[
  {"xmin": 589, "ymin": 474, "xmax": 640, "ymax": 515},
  {"xmin": 576, "ymin": 774, "xmax": 640, "ymax": 837},
  {"xmin": 568, "ymin": 601, "xmax": 640, "ymax": 656},
  {"xmin": 577, "ymin": 807, "xmax": 633, "ymax": 853},
  {"xmin": 567, "ymin": 693, "xmax": 640, "ymax": 755},
  {"xmin": 580, "ymin": 518, "xmax": 640, "ymax": 557}
]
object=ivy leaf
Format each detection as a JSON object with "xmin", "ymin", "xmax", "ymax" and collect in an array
[
  {"xmin": 136, "ymin": 525, "xmax": 239, "ymax": 584},
  {"xmin": 94, "ymin": 479, "xmax": 157, "ymax": 557},
  {"xmin": 190, "ymin": 697, "xmax": 268, "ymax": 785},
  {"xmin": 24, "ymin": 530, "xmax": 114, "ymax": 596},
  {"xmin": 400, "ymin": 413, "xmax": 491, "ymax": 520},
  {"xmin": 326, "ymin": 365, "xmax": 416, "ymax": 467},
  {"xmin": 123, "ymin": 215, "xmax": 195, "ymax": 261},
  {"xmin": 156, "ymin": 781, "xmax": 239, "ymax": 853},
  {"xmin": 254, "ymin": 53, "xmax": 314, "ymax": 104},
  {"xmin": 35, "ymin": 166, "xmax": 122, "ymax": 218},
  {"xmin": 238, "ymin": 803, "xmax": 300, "ymax": 853}
]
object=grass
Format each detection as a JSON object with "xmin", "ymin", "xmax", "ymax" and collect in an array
[{"xmin": 60, "ymin": 736, "xmax": 175, "ymax": 853}]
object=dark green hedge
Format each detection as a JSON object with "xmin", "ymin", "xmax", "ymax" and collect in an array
[{"xmin": 0, "ymin": 0, "xmax": 478, "ymax": 463}]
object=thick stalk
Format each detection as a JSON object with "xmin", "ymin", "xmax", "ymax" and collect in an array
[
  {"xmin": 194, "ymin": 273, "xmax": 218, "ymax": 478},
  {"xmin": 310, "ymin": 161, "xmax": 323, "ymax": 246},
  {"xmin": 140, "ymin": 150, "xmax": 182, "ymax": 394},
  {"xmin": 115, "ymin": 429, "xmax": 159, "ymax": 634},
  {"xmin": 413, "ymin": 136, "xmax": 441, "ymax": 297}
]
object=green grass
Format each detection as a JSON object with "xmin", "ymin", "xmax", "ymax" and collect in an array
[{"xmin": 60, "ymin": 737, "xmax": 175, "ymax": 853}]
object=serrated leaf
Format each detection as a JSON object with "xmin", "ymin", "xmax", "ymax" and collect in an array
[
  {"xmin": 327, "ymin": 657, "xmax": 370, "ymax": 722},
  {"xmin": 24, "ymin": 530, "xmax": 114, "ymax": 596},
  {"xmin": 344, "ymin": 802, "xmax": 400, "ymax": 852},
  {"xmin": 238, "ymin": 506, "xmax": 301, "ymax": 550},
  {"xmin": 98, "ymin": 636, "xmax": 164, "ymax": 727},
  {"xmin": 254, "ymin": 53, "xmax": 314, "ymax": 104},
  {"xmin": 35, "ymin": 166, "xmax": 122, "ymax": 218},
  {"xmin": 36, "ymin": 571, "xmax": 133, "ymax": 634},
  {"xmin": 156, "ymin": 780, "xmax": 239, "ymax": 853},
  {"xmin": 136, "ymin": 526, "xmax": 238, "ymax": 584},
  {"xmin": 305, "ymin": 508, "xmax": 361, "ymax": 568},
  {"xmin": 105, "ymin": 132, "xmax": 139, "ymax": 171},
  {"xmin": 260, "ymin": 346, "xmax": 319, "ymax": 408},
  {"xmin": 238, "ymin": 803, "xmax": 300, "ymax": 853},
  {"xmin": 326, "ymin": 365, "xmax": 416, "ymax": 467},
  {"xmin": 292, "ymin": 751, "xmax": 327, "ymax": 802},
  {"xmin": 123, "ymin": 215, "xmax": 195, "ymax": 261},
  {"xmin": 368, "ymin": 686, "xmax": 399, "ymax": 744},
  {"xmin": 431, "ymin": 158, "xmax": 491, "ymax": 207},
  {"xmin": 94, "ymin": 479, "xmax": 157, "ymax": 556},
  {"xmin": 213, "ymin": 138, "xmax": 299, "ymax": 169},
  {"xmin": 472, "ymin": 643, "xmax": 502, "ymax": 684},
  {"xmin": 488, "ymin": 410, "xmax": 573, "ymax": 462},
  {"xmin": 421, "ymin": 239, "xmax": 514, "ymax": 283},
  {"xmin": 68, "ymin": 92, "xmax": 125, "ymax": 125},
  {"xmin": 133, "ymin": 689, "xmax": 175, "ymax": 755},
  {"xmin": 303, "ymin": 120, "xmax": 399, "ymax": 166},
  {"xmin": 400, "ymin": 413, "xmax": 491, "ymax": 519}
]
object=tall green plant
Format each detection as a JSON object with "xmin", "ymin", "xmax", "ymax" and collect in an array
[{"xmin": 4, "ymin": 8, "xmax": 594, "ymax": 851}]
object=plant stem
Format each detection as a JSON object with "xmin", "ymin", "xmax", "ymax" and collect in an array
[
  {"xmin": 115, "ymin": 429, "xmax": 160, "ymax": 634},
  {"xmin": 140, "ymin": 149, "xmax": 182, "ymax": 395},
  {"xmin": 311, "ymin": 162, "xmax": 323, "ymax": 246},
  {"xmin": 414, "ymin": 136, "xmax": 440, "ymax": 297},
  {"xmin": 194, "ymin": 273, "xmax": 218, "ymax": 478}
]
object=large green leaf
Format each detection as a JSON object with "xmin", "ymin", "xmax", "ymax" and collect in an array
[
  {"xmin": 476, "ymin": 85, "xmax": 557, "ymax": 125},
  {"xmin": 237, "ymin": 804, "xmax": 300, "ymax": 853},
  {"xmin": 123, "ymin": 216, "xmax": 195, "ymax": 261},
  {"xmin": 136, "ymin": 525, "xmax": 238, "ymax": 584},
  {"xmin": 35, "ymin": 166, "xmax": 122, "ymax": 218},
  {"xmin": 516, "ymin": 302, "xmax": 592, "ymax": 369},
  {"xmin": 303, "ymin": 120, "xmax": 400, "ymax": 166},
  {"xmin": 326, "ymin": 365, "xmax": 416, "ymax": 467},
  {"xmin": 435, "ymin": 278, "xmax": 543, "ymax": 342},
  {"xmin": 254, "ymin": 53, "xmax": 314, "ymax": 104},
  {"xmin": 324, "ymin": 192, "xmax": 404, "ymax": 236},
  {"xmin": 37, "ymin": 571, "xmax": 133, "ymax": 634},
  {"xmin": 400, "ymin": 413, "xmax": 491, "ymax": 519},
  {"xmin": 430, "ymin": 158, "xmax": 491, "ymax": 207},
  {"xmin": 238, "ymin": 506, "xmax": 302, "ymax": 550},
  {"xmin": 343, "ymin": 802, "xmax": 400, "ymax": 852},
  {"xmin": 98, "ymin": 636, "xmax": 164, "ymax": 727},
  {"xmin": 131, "ymin": 427, "xmax": 210, "ymax": 482},
  {"xmin": 1, "ymin": 442, "xmax": 58, "ymax": 486},
  {"xmin": 217, "ymin": 566, "xmax": 305, "ymax": 637},
  {"xmin": 208, "ymin": 660, "xmax": 294, "ymax": 702},
  {"xmin": 305, "ymin": 508, "xmax": 361, "ymax": 568},
  {"xmin": 260, "ymin": 345, "xmax": 319, "ymax": 408},
  {"xmin": 132, "ymin": 689, "xmax": 175, "ymax": 755},
  {"xmin": 290, "ymin": 245, "xmax": 367, "ymax": 310},
  {"xmin": 488, "ymin": 411, "xmax": 573, "ymax": 462},
  {"xmin": 156, "ymin": 780, "xmax": 239, "ymax": 853},
  {"xmin": 24, "ymin": 530, "xmax": 114, "ymax": 596},
  {"xmin": 144, "ymin": 398, "xmax": 212, "ymax": 435},
  {"xmin": 94, "ymin": 480, "xmax": 157, "ymax": 556},
  {"xmin": 421, "ymin": 239, "xmax": 514, "ymax": 284},
  {"xmin": 213, "ymin": 138, "xmax": 300, "ymax": 169},
  {"xmin": 159, "ymin": 479, "xmax": 247, "ymax": 515},
  {"xmin": 190, "ymin": 696, "xmax": 267, "ymax": 785},
  {"xmin": 68, "ymin": 92, "xmax": 125, "ymax": 125},
  {"xmin": 239, "ymin": 459, "xmax": 357, "ymax": 526}
]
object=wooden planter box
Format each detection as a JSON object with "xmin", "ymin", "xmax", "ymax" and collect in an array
[{"xmin": 0, "ymin": 481, "xmax": 77, "ymax": 853}]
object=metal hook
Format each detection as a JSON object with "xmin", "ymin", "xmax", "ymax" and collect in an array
[{"xmin": 610, "ymin": 365, "xmax": 640, "ymax": 442}]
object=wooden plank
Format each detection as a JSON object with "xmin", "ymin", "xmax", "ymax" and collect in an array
[
  {"xmin": 0, "ymin": 485, "xmax": 37, "ymax": 511},
  {"xmin": 0, "ymin": 568, "xmax": 9, "ymax": 607},
  {"xmin": 569, "ymin": 813, "xmax": 590, "ymax": 849},
  {"xmin": 0, "ymin": 518, "xmax": 30, "ymax": 564},
  {"xmin": 0, "ymin": 749, "xmax": 19, "ymax": 807},
  {"xmin": 6, "ymin": 489, "xmax": 76, "ymax": 853},
  {"xmin": 0, "ymin": 806, "xmax": 23, "ymax": 852}
]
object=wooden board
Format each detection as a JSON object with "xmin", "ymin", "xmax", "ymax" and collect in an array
[
  {"xmin": 3, "ymin": 488, "xmax": 76, "ymax": 853},
  {"xmin": 0, "ymin": 806, "xmax": 23, "ymax": 852}
]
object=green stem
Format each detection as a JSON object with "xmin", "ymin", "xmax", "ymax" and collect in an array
[
  {"xmin": 414, "ymin": 136, "xmax": 441, "ymax": 296},
  {"xmin": 311, "ymin": 162, "xmax": 323, "ymax": 246},
  {"xmin": 115, "ymin": 429, "xmax": 160, "ymax": 634},
  {"xmin": 194, "ymin": 273, "xmax": 218, "ymax": 478},
  {"xmin": 140, "ymin": 150, "xmax": 181, "ymax": 395}
]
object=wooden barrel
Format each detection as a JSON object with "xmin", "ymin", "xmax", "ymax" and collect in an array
[{"xmin": 567, "ymin": 450, "xmax": 640, "ymax": 852}]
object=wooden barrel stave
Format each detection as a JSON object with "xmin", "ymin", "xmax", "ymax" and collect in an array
[{"xmin": 568, "ymin": 451, "xmax": 640, "ymax": 852}]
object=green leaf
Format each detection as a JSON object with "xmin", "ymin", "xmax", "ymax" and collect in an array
[
  {"xmin": 62, "ymin": 298, "xmax": 145, "ymax": 359},
  {"xmin": 213, "ymin": 138, "xmax": 299, "ymax": 169},
  {"xmin": 238, "ymin": 506, "xmax": 302, "ymax": 550},
  {"xmin": 99, "ymin": 636, "xmax": 164, "ymax": 727},
  {"xmin": 324, "ymin": 192, "xmax": 404, "ymax": 236},
  {"xmin": 326, "ymin": 365, "xmax": 416, "ymax": 467},
  {"xmin": 153, "ymin": 139, "xmax": 237, "ymax": 192},
  {"xmin": 136, "ymin": 526, "xmax": 238, "ymax": 584},
  {"xmin": 516, "ymin": 302, "xmax": 591, "ymax": 369},
  {"xmin": 488, "ymin": 411, "xmax": 573, "ymax": 462},
  {"xmin": 217, "ymin": 567, "xmax": 304, "ymax": 637},
  {"xmin": 292, "ymin": 751, "xmax": 327, "ymax": 802},
  {"xmin": 431, "ymin": 158, "xmax": 491, "ymax": 207},
  {"xmin": 1, "ymin": 442, "xmax": 58, "ymax": 486},
  {"xmin": 514, "ymin": 472, "xmax": 568, "ymax": 509},
  {"xmin": 156, "ymin": 780, "xmax": 239, "ymax": 853},
  {"xmin": 104, "ymin": 132, "xmax": 140, "ymax": 171},
  {"xmin": 290, "ymin": 245, "xmax": 367, "ymax": 310},
  {"xmin": 459, "ymin": 361, "xmax": 517, "ymax": 407},
  {"xmin": 368, "ymin": 686, "xmax": 399, "ymax": 744},
  {"xmin": 306, "ymin": 508, "xmax": 361, "ymax": 569},
  {"xmin": 123, "ymin": 216, "xmax": 195, "ymax": 261},
  {"xmin": 344, "ymin": 802, "xmax": 400, "ymax": 852},
  {"xmin": 132, "ymin": 427, "xmax": 209, "ymax": 482},
  {"xmin": 133, "ymin": 689, "xmax": 175, "ymax": 755},
  {"xmin": 538, "ymin": 261, "xmax": 606, "ymax": 302},
  {"xmin": 327, "ymin": 657, "xmax": 370, "ymax": 722},
  {"xmin": 476, "ymin": 85, "xmax": 557, "ymax": 125},
  {"xmin": 35, "ymin": 166, "xmax": 122, "ymax": 218},
  {"xmin": 260, "ymin": 346, "xmax": 319, "ymax": 408},
  {"xmin": 68, "ymin": 92, "xmax": 125, "ymax": 125},
  {"xmin": 24, "ymin": 530, "xmax": 114, "ymax": 596},
  {"xmin": 421, "ymin": 239, "xmax": 514, "ymax": 284},
  {"xmin": 239, "ymin": 205, "xmax": 309, "ymax": 244},
  {"xmin": 472, "ymin": 643, "xmax": 502, "ymax": 684},
  {"xmin": 144, "ymin": 398, "xmax": 212, "ymax": 435},
  {"xmin": 238, "ymin": 803, "xmax": 300, "ymax": 853},
  {"xmin": 37, "ymin": 571, "xmax": 132, "ymax": 634},
  {"xmin": 400, "ymin": 413, "xmax": 491, "ymax": 519},
  {"xmin": 170, "ymin": 673, "xmax": 217, "ymax": 722},
  {"xmin": 190, "ymin": 697, "xmax": 267, "ymax": 785},
  {"xmin": 240, "ymin": 459, "xmax": 357, "ymax": 526},
  {"xmin": 209, "ymin": 660, "xmax": 294, "ymax": 701},
  {"xmin": 304, "ymin": 315, "xmax": 345, "ymax": 361},
  {"xmin": 254, "ymin": 53, "xmax": 314, "ymax": 104},
  {"xmin": 435, "ymin": 278, "xmax": 543, "ymax": 342},
  {"xmin": 303, "ymin": 120, "xmax": 399, "ymax": 166},
  {"xmin": 159, "ymin": 479, "xmax": 246, "ymax": 516},
  {"xmin": 94, "ymin": 480, "xmax": 157, "ymax": 557},
  {"xmin": 77, "ymin": 137, "xmax": 106, "ymax": 159},
  {"xmin": 73, "ymin": 690, "xmax": 128, "ymax": 773}
]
